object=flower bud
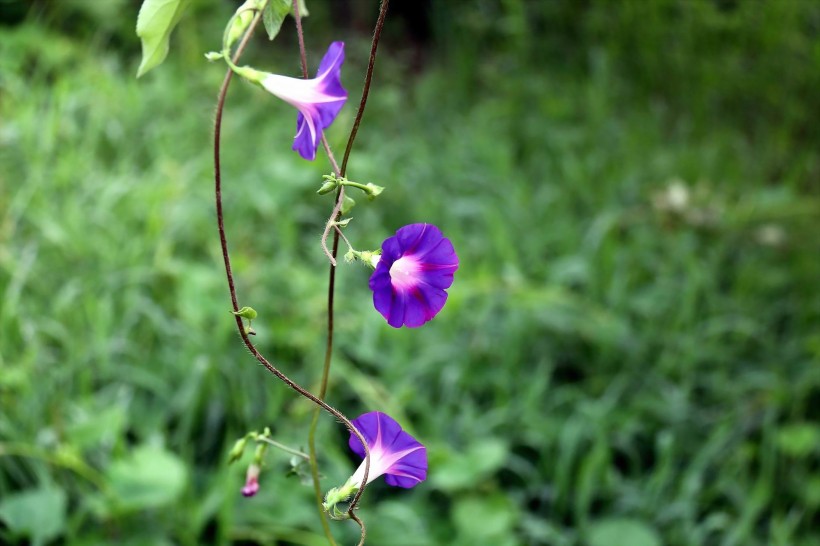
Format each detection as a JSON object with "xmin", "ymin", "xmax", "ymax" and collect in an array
[
  {"xmin": 226, "ymin": 9, "xmax": 254, "ymax": 49},
  {"xmin": 232, "ymin": 306, "xmax": 257, "ymax": 320},
  {"xmin": 228, "ymin": 437, "xmax": 248, "ymax": 464},
  {"xmin": 317, "ymin": 179, "xmax": 338, "ymax": 195},
  {"xmin": 241, "ymin": 463, "xmax": 261, "ymax": 497}
]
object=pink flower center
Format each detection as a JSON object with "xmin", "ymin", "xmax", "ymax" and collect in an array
[{"xmin": 389, "ymin": 256, "xmax": 422, "ymax": 291}]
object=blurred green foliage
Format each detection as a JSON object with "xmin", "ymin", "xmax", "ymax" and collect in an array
[{"xmin": 1, "ymin": 1, "xmax": 819, "ymax": 545}]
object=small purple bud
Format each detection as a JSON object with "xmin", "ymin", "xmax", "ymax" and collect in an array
[{"xmin": 241, "ymin": 463, "xmax": 261, "ymax": 497}]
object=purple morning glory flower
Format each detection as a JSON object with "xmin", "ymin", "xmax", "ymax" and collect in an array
[
  {"xmin": 259, "ymin": 41, "xmax": 347, "ymax": 160},
  {"xmin": 348, "ymin": 411, "xmax": 427, "ymax": 489},
  {"xmin": 369, "ymin": 223, "xmax": 459, "ymax": 328}
]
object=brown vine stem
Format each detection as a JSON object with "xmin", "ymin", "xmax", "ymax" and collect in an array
[
  {"xmin": 213, "ymin": 4, "xmax": 369, "ymax": 543},
  {"xmin": 339, "ymin": 0, "xmax": 391, "ymax": 177},
  {"xmin": 292, "ymin": 1, "xmax": 345, "ymax": 266},
  {"xmin": 298, "ymin": 0, "xmax": 391, "ymax": 545},
  {"xmin": 291, "ymin": 2, "xmax": 359, "ymax": 544}
]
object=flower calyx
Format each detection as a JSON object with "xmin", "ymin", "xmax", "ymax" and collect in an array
[
  {"xmin": 345, "ymin": 249, "xmax": 382, "ymax": 269},
  {"xmin": 231, "ymin": 306, "xmax": 258, "ymax": 335},
  {"xmin": 322, "ymin": 476, "xmax": 359, "ymax": 520},
  {"xmin": 318, "ymin": 173, "xmax": 385, "ymax": 201}
]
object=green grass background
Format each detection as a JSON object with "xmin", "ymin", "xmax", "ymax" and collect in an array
[{"xmin": 1, "ymin": 1, "xmax": 819, "ymax": 545}]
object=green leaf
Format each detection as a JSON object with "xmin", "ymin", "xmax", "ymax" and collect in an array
[
  {"xmin": 66, "ymin": 405, "xmax": 127, "ymax": 449},
  {"xmin": 0, "ymin": 486, "xmax": 67, "ymax": 545},
  {"xmin": 453, "ymin": 494, "xmax": 519, "ymax": 545},
  {"xmin": 587, "ymin": 518, "xmax": 661, "ymax": 546},
  {"xmin": 106, "ymin": 444, "xmax": 188, "ymax": 512},
  {"xmin": 135, "ymin": 0, "xmax": 191, "ymax": 77},
  {"xmin": 262, "ymin": 0, "xmax": 292, "ymax": 41},
  {"xmin": 432, "ymin": 438, "xmax": 508, "ymax": 492},
  {"xmin": 776, "ymin": 423, "xmax": 820, "ymax": 458},
  {"xmin": 262, "ymin": 0, "xmax": 309, "ymax": 41}
]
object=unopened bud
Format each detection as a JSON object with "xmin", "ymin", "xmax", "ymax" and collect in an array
[
  {"xmin": 241, "ymin": 463, "xmax": 261, "ymax": 497},
  {"xmin": 317, "ymin": 179, "xmax": 338, "ymax": 194},
  {"xmin": 228, "ymin": 437, "xmax": 249, "ymax": 463},
  {"xmin": 232, "ymin": 306, "xmax": 257, "ymax": 320}
]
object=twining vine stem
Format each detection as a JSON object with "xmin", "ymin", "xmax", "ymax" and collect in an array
[
  {"xmin": 212, "ymin": 4, "xmax": 371, "ymax": 543},
  {"xmin": 291, "ymin": 2, "xmax": 344, "ymax": 542},
  {"xmin": 339, "ymin": 0, "xmax": 391, "ymax": 177},
  {"xmin": 294, "ymin": 0, "xmax": 391, "ymax": 544}
]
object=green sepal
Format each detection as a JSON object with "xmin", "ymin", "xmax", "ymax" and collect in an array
[
  {"xmin": 232, "ymin": 306, "xmax": 258, "ymax": 320},
  {"xmin": 228, "ymin": 437, "xmax": 249, "ymax": 463},
  {"xmin": 346, "ymin": 249, "xmax": 381, "ymax": 269},
  {"xmin": 322, "ymin": 476, "xmax": 359, "ymax": 520},
  {"xmin": 231, "ymin": 64, "xmax": 266, "ymax": 84},
  {"xmin": 341, "ymin": 196, "xmax": 356, "ymax": 215},
  {"xmin": 363, "ymin": 183, "xmax": 385, "ymax": 200}
]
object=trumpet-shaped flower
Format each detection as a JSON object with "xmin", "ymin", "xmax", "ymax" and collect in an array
[
  {"xmin": 347, "ymin": 411, "xmax": 427, "ymax": 488},
  {"xmin": 369, "ymin": 223, "xmax": 459, "ymax": 328},
  {"xmin": 258, "ymin": 41, "xmax": 347, "ymax": 160},
  {"xmin": 323, "ymin": 412, "xmax": 426, "ymax": 517}
]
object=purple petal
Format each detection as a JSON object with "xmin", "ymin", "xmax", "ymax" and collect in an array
[
  {"xmin": 384, "ymin": 447, "xmax": 427, "ymax": 488},
  {"xmin": 371, "ymin": 281, "xmax": 401, "ymax": 328},
  {"xmin": 415, "ymin": 283, "xmax": 449, "ymax": 320},
  {"xmin": 394, "ymin": 224, "xmax": 430, "ymax": 254},
  {"xmin": 368, "ymin": 224, "xmax": 458, "ymax": 328},
  {"xmin": 316, "ymin": 42, "xmax": 347, "ymax": 98},
  {"xmin": 418, "ymin": 265, "xmax": 456, "ymax": 290},
  {"xmin": 347, "ymin": 412, "xmax": 428, "ymax": 489},
  {"xmin": 241, "ymin": 481, "xmax": 259, "ymax": 497},
  {"xmin": 316, "ymin": 98, "xmax": 346, "ymax": 128},
  {"xmin": 293, "ymin": 112, "xmax": 318, "ymax": 160},
  {"xmin": 401, "ymin": 289, "xmax": 429, "ymax": 328},
  {"xmin": 317, "ymin": 42, "xmax": 345, "ymax": 80},
  {"xmin": 381, "ymin": 236, "xmax": 403, "ymax": 261},
  {"xmin": 259, "ymin": 42, "xmax": 347, "ymax": 161},
  {"xmin": 388, "ymin": 297, "xmax": 408, "ymax": 328},
  {"xmin": 418, "ymin": 238, "xmax": 459, "ymax": 268},
  {"xmin": 349, "ymin": 412, "xmax": 425, "ymax": 455},
  {"xmin": 348, "ymin": 413, "xmax": 376, "ymax": 459}
]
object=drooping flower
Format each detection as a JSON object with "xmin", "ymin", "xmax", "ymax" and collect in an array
[
  {"xmin": 369, "ymin": 223, "xmax": 459, "ymax": 328},
  {"xmin": 347, "ymin": 411, "xmax": 427, "ymax": 489},
  {"xmin": 241, "ymin": 463, "xmax": 260, "ymax": 497},
  {"xmin": 258, "ymin": 41, "xmax": 347, "ymax": 160}
]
